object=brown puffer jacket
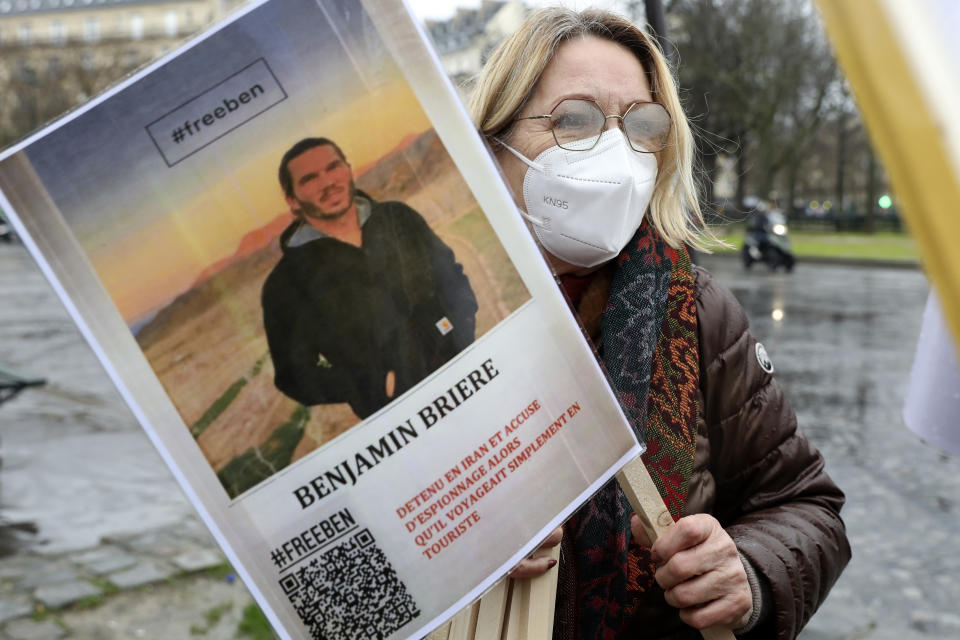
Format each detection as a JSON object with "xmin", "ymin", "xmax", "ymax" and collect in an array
[
  {"xmin": 687, "ymin": 265, "xmax": 850, "ymax": 638},
  {"xmin": 554, "ymin": 265, "xmax": 850, "ymax": 639}
]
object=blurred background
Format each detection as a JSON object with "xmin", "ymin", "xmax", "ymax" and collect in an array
[{"xmin": 0, "ymin": 1, "xmax": 953, "ymax": 639}]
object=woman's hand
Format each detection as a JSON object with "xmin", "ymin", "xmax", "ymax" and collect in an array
[
  {"xmin": 508, "ymin": 526, "xmax": 563, "ymax": 578},
  {"xmin": 631, "ymin": 513, "xmax": 752, "ymax": 630}
]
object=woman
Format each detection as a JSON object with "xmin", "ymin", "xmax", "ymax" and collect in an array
[{"xmin": 469, "ymin": 8, "xmax": 849, "ymax": 639}]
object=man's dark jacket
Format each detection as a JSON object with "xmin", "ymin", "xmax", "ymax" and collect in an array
[{"xmin": 261, "ymin": 193, "xmax": 477, "ymax": 418}]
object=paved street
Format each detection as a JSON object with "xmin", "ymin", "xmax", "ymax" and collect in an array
[
  {"xmin": 0, "ymin": 241, "xmax": 957, "ymax": 638},
  {"xmin": 0, "ymin": 243, "xmax": 196, "ymax": 554},
  {"xmin": 0, "ymin": 243, "xmax": 257, "ymax": 639}
]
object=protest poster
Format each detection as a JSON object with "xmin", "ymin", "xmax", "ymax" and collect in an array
[{"xmin": 0, "ymin": 0, "xmax": 641, "ymax": 637}]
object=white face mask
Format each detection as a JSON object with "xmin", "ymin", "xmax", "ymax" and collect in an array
[{"xmin": 499, "ymin": 129, "xmax": 659, "ymax": 268}]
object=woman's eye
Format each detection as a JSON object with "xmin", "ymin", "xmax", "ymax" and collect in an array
[{"xmin": 555, "ymin": 113, "xmax": 590, "ymax": 129}]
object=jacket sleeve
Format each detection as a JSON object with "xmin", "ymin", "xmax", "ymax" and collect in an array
[{"xmin": 694, "ymin": 266, "xmax": 851, "ymax": 640}]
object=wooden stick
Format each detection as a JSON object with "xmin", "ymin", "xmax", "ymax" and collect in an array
[
  {"xmin": 447, "ymin": 601, "xmax": 481, "ymax": 640},
  {"xmin": 502, "ymin": 575, "xmax": 527, "ymax": 640},
  {"xmin": 499, "ymin": 541, "xmax": 561, "ymax": 640},
  {"xmin": 474, "ymin": 577, "xmax": 510, "ymax": 640},
  {"xmin": 425, "ymin": 621, "xmax": 451, "ymax": 640},
  {"xmin": 616, "ymin": 456, "xmax": 737, "ymax": 640},
  {"xmin": 523, "ymin": 543, "xmax": 562, "ymax": 639}
]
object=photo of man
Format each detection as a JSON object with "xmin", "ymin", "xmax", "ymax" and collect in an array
[
  {"xmin": 0, "ymin": 0, "xmax": 531, "ymax": 499},
  {"xmin": 262, "ymin": 137, "xmax": 478, "ymax": 419}
]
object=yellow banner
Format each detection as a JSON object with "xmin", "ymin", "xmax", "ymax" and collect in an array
[{"xmin": 816, "ymin": 0, "xmax": 960, "ymax": 346}]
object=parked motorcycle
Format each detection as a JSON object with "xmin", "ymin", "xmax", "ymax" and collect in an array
[{"xmin": 742, "ymin": 209, "xmax": 795, "ymax": 271}]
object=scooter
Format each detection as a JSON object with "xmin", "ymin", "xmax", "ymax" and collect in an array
[{"xmin": 742, "ymin": 210, "xmax": 795, "ymax": 271}]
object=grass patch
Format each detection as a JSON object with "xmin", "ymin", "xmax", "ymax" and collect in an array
[
  {"xmin": 191, "ymin": 377, "xmax": 248, "ymax": 438},
  {"xmin": 200, "ymin": 560, "xmax": 235, "ymax": 580},
  {"xmin": 190, "ymin": 601, "xmax": 233, "ymax": 635},
  {"xmin": 34, "ymin": 579, "xmax": 120, "ymax": 613},
  {"xmin": 237, "ymin": 603, "xmax": 278, "ymax": 639},
  {"xmin": 446, "ymin": 207, "xmax": 530, "ymax": 311},
  {"xmin": 89, "ymin": 578, "xmax": 119, "ymax": 596},
  {"xmin": 71, "ymin": 594, "xmax": 106, "ymax": 609},
  {"xmin": 71, "ymin": 579, "xmax": 118, "ymax": 610},
  {"xmin": 250, "ymin": 353, "xmax": 269, "ymax": 377},
  {"xmin": 713, "ymin": 228, "xmax": 919, "ymax": 262},
  {"xmin": 217, "ymin": 405, "xmax": 310, "ymax": 498}
]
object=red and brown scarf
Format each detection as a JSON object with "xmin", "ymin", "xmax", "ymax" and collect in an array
[{"xmin": 556, "ymin": 220, "xmax": 699, "ymax": 638}]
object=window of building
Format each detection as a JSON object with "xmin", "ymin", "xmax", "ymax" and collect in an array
[
  {"xmin": 84, "ymin": 17, "xmax": 100, "ymax": 43},
  {"xmin": 164, "ymin": 10, "xmax": 178, "ymax": 37},
  {"xmin": 130, "ymin": 13, "xmax": 143, "ymax": 40},
  {"xmin": 17, "ymin": 22, "xmax": 31, "ymax": 45},
  {"xmin": 50, "ymin": 20, "xmax": 65, "ymax": 44}
]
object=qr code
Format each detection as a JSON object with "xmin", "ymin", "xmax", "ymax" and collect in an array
[{"xmin": 279, "ymin": 528, "xmax": 420, "ymax": 639}]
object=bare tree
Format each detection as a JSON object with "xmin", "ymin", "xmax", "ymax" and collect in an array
[
  {"xmin": 0, "ymin": 46, "xmax": 145, "ymax": 149},
  {"xmin": 661, "ymin": 0, "xmax": 840, "ymax": 212}
]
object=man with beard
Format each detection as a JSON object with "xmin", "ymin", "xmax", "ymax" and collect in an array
[{"xmin": 262, "ymin": 137, "xmax": 478, "ymax": 420}]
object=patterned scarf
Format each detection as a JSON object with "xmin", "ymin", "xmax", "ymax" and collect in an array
[{"xmin": 563, "ymin": 220, "xmax": 699, "ymax": 638}]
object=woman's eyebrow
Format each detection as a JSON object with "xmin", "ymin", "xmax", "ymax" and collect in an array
[
  {"xmin": 546, "ymin": 93, "xmax": 596, "ymax": 109},
  {"xmin": 545, "ymin": 94, "xmax": 648, "ymax": 111}
]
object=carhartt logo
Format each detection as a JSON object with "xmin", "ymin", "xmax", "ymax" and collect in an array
[
  {"xmin": 436, "ymin": 317, "xmax": 453, "ymax": 335},
  {"xmin": 755, "ymin": 343, "xmax": 774, "ymax": 374},
  {"xmin": 543, "ymin": 195, "xmax": 568, "ymax": 209}
]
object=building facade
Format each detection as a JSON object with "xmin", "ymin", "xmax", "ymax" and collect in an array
[
  {"xmin": 0, "ymin": 0, "xmax": 247, "ymax": 147},
  {"xmin": 424, "ymin": 1, "xmax": 527, "ymax": 93}
]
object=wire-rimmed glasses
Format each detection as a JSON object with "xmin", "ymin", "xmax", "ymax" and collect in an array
[{"xmin": 517, "ymin": 98, "xmax": 672, "ymax": 153}]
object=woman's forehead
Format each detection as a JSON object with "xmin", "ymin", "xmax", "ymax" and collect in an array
[{"xmin": 533, "ymin": 36, "xmax": 652, "ymax": 108}]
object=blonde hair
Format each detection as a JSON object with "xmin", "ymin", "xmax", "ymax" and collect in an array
[{"xmin": 469, "ymin": 7, "xmax": 710, "ymax": 251}]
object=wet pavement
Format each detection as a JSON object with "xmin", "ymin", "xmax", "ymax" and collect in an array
[
  {"xmin": 0, "ymin": 240, "xmax": 957, "ymax": 638},
  {"xmin": 0, "ymin": 244, "xmax": 196, "ymax": 554},
  {"xmin": 0, "ymin": 242, "xmax": 256, "ymax": 638}
]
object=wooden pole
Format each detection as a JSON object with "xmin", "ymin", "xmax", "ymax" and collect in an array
[
  {"xmin": 616, "ymin": 457, "xmax": 737, "ymax": 640},
  {"xmin": 473, "ymin": 578, "xmax": 509, "ymax": 640},
  {"xmin": 448, "ymin": 602, "xmax": 481, "ymax": 640}
]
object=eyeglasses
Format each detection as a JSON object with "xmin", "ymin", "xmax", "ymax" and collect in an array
[{"xmin": 517, "ymin": 98, "xmax": 672, "ymax": 153}]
